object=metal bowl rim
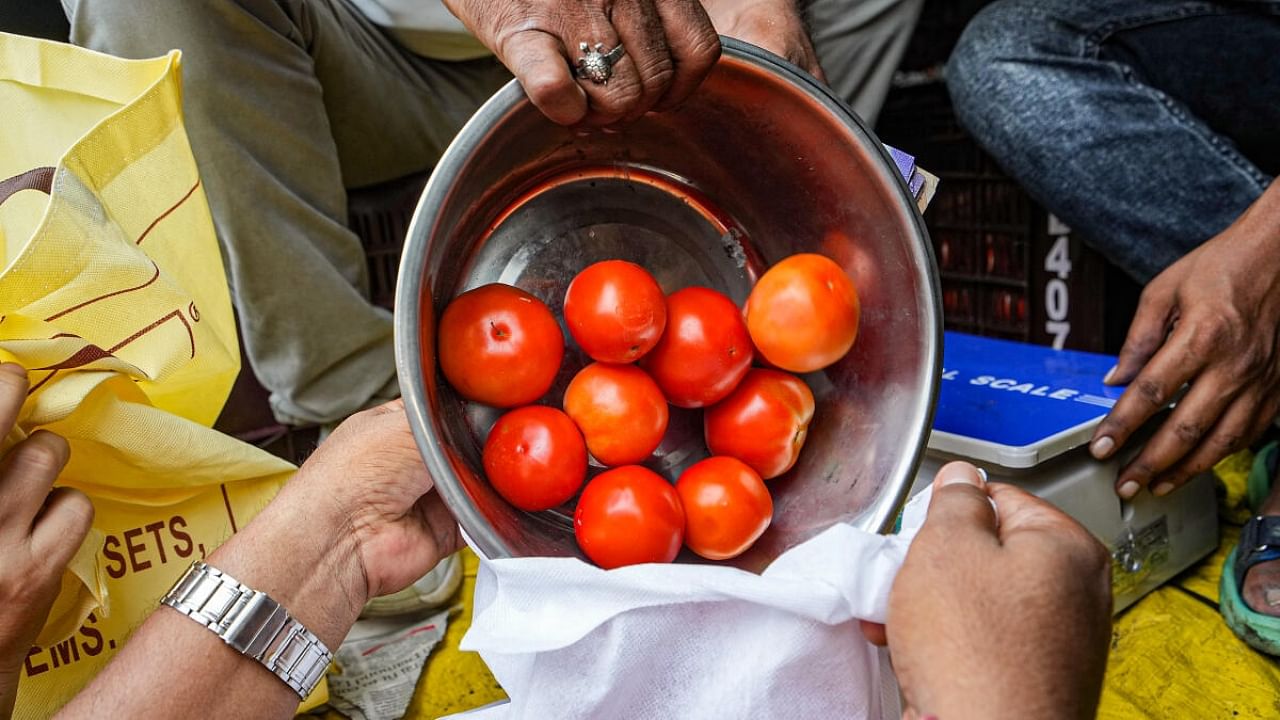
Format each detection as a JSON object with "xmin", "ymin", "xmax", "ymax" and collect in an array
[{"xmin": 394, "ymin": 37, "xmax": 942, "ymax": 563}]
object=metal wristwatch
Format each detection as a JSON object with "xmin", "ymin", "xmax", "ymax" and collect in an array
[{"xmin": 161, "ymin": 561, "xmax": 332, "ymax": 698}]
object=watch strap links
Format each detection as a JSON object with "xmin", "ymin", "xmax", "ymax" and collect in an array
[{"xmin": 162, "ymin": 561, "xmax": 332, "ymax": 698}]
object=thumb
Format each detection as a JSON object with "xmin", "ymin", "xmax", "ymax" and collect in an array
[
  {"xmin": 923, "ymin": 461, "xmax": 997, "ymax": 538},
  {"xmin": 985, "ymin": 482, "xmax": 1086, "ymax": 538}
]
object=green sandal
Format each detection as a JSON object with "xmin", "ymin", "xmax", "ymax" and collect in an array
[{"xmin": 1220, "ymin": 441, "xmax": 1280, "ymax": 655}]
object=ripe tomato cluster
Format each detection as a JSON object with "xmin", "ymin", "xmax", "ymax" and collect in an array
[{"xmin": 438, "ymin": 254, "xmax": 859, "ymax": 569}]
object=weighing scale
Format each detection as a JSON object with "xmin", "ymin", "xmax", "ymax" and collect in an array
[{"xmin": 911, "ymin": 332, "xmax": 1219, "ymax": 612}]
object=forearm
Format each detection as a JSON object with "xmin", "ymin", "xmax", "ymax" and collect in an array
[
  {"xmin": 0, "ymin": 669, "xmax": 18, "ymax": 720},
  {"xmin": 697, "ymin": 0, "xmax": 823, "ymax": 79},
  {"xmin": 57, "ymin": 473, "xmax": 365, "ymax": 719},
  {"xmin": 701, "ymin": 0, "xmax": 799, "ymax": 20},
  {"xmin": 1252, "ymin": 177, "xmax": 1280, "ymax": 228}
]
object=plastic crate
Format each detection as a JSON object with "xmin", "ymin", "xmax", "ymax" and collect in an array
[
  {"xmin": 347, "ymin": 172, "xmax": 429, "ymax": 311},
  {"xmin": 877, "ymin": 82, "xmax": 1126, "ymax": 352},
  {"xmin": 897, "ymin": 0, "xmax": 1000, "ymax": 73},
  {"xmin": 0, "ymin": 1, "xmax": 70, "ymax": 41}
]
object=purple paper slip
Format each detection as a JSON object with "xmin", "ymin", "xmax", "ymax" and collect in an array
[
  {"xmin": 886, "ymin": 146, "xmax": 917, "ymax": 187},
  {"xmin": 909, "ymin": 170, "xmax": 926, "ymax": 196}
]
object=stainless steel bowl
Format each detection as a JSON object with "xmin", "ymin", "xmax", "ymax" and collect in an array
[{"xmin": 395, "ymin": 39, "xmax": 941, "ymax": 572}]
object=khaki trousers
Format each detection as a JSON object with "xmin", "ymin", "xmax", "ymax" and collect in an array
[{"xmin": 63, "ymin": 0, "xmax": 922, "ymax": 425}]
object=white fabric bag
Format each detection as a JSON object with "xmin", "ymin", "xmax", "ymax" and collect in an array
[{"xmin": 449, "ymin": 488, "xmax": 932, "ymax": 719}]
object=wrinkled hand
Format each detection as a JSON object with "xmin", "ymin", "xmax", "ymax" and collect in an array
[
  {"xmin": 445, "ymin": 0, "xmax": 720, "ymax": 125},
  {"xmin": 57, "ymin": 400, "xmax": 457, "ymax": 719},
  {"xmin": 0, "ymin": 364, "xmax": 93, "ymax": 717},
  {"xmin": 298, "ymin": 400, "xmax": 461, "ymax": 601},
  {"xmin": 702, "ymin": 0, "xmax": 824, "ymax": 80},
  {"xmin": 866, "ymin": 463, "xmax": 1111, "ymax": 720},
  {"xmin": 1091, "ymin": 180, "xmax": 1280, "ymax": 499}
]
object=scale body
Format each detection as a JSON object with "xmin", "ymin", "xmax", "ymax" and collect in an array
[{"xmin": 910, "ymin": 333, "xmax": 1219, "ymax": 612}]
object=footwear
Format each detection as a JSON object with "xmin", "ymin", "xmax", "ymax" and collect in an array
[
  {"xmin": 360, "ymin": 552, "xmax": 463, "ymax": 618},
  {"xmin": 1220, "ymin": 442, "xmax": 1280, "ymax": 655}
]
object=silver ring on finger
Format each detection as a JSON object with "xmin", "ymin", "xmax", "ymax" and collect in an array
[{"xmin": 575, "ymin": 42, "xmax": 626, "ymax": 85}]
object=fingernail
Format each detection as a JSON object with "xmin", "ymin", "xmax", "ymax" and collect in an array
[
  {"xmin": 1103, "ymin": 365, "xmax": 1118, "ymax": 384},
  {"xmin": 1118, "ymin": 481, "xmax": 1140, "ymax": 499},
  {"xmin": 937, "ymin": 463, "xmax": 983, "ymax": 487},
  {"xmin": 1091, "ymin": 435, "xmax": 1115, "ymax": 459},
  {"xmin": 1152, "ymin": 482, "xmax": 1174, "ymax": 497},
  {"xmin": 976, "ymin": 467, "xmax": 988, "ymax": 484}
]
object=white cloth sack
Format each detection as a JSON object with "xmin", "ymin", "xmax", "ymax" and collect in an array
[{"xmin": 449, "ymin": 488, "xmax": 932, "ymax": 719}]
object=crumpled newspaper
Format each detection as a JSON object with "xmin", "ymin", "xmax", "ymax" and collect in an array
[{"xmin": 327, "ymin": 610, "xmax": 450, "ymax": 720}]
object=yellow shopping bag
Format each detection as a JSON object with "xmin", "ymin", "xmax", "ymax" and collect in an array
[{"xmin": 0, "ymin": 32, "xmax": 317, "ymax": 715}]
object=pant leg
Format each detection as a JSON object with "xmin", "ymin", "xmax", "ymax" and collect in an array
[
  {"xmin": 805, "ymin": 0, "xmax": 926, "ymax": 125},
  {"xmin": 947, "ymin": 0, "xmax": 1278, "ymax": 283},
  {"xmin": 1098, "ymin": 9, "xmax": 1280, "ymax": 177},
  {"xmin": 62, "ymin": 0, "xmax": 509, "ymax": 425}
]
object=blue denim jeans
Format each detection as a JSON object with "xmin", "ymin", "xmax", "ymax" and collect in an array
[{"xmin": 947, "ymin": 0, "xmax": 1280, "ymax": 283}]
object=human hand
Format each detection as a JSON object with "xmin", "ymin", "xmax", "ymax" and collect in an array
[
  {"xmin": 58, "ymin": 401, "xmax": 455, "ymax": 718},
  {"xmin": 866, "ymin": 463, "xmax": 1111, "ymax": 720},
  {"xmin": 0, "ymin": 363, "xmax": 93, "ymax": 717},
  {"xmin": 701, "ymin": 0, "xmax": 824, "ymax": 80},
  {"xmin": 444, "ymin": 0, "xmax": 720, "ymax": 125},
  {"xmin": 204, "ymin": 399, "xmax": 460, "ymax": 648},
  {"xmin": 1091, "ymin": 180, "xmax": 1280, "ymax": 499},
  {"xmin": 294, "ymin": 400, "xmax": 461, "ymax": 602}
]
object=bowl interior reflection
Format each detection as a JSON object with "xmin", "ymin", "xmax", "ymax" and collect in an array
[{"xmin": 396, "ymin": 40, "xmax": 940, "ymax": 572}]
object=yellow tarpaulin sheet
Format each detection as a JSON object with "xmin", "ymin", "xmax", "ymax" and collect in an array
[{"xmin": 1099, "ymin": 450, "xmax": 1280, "ymax": 718}]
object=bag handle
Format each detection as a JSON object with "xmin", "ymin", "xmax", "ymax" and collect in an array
[{"xmin": 0, "ymin": 167, "xmax": 55, "ymax": 207}]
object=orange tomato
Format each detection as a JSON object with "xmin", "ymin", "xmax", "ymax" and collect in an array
[
  {"xmin": 641, "ymin": 287, "xmax": 753, "ymax": 408},
  {"xmin": 704, "ymin": 369, "xmax": 815, "ymax": 479},
  {"xmin": 564, "ymin": 260, "xmax": 667, "ymax": 363},
  {"xmin": 676, "ymin": 456, "xmax": 773, "ymax": 561},
  {"xmin": 482, "ymin": 406, "xmax": 587, "ymax": 511},
  {"xmin": 437, "ymin": 283, "xmax": 563, "ymax": 407},
  {"xmin": 563, "ymin": 362, "xmax": 669, "ymax": 466},
  {"xmin": 744, "ymin": 253, "xmax": 859, "ymax": 373},
  {"xmin": 575, "ymin": 465, "xmax": 685, "ymax": 568}
]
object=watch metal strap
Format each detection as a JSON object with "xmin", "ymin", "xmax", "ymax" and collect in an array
[{"xmin": 161, "ymin": 561, "xmax": 332, "ymax": 698}]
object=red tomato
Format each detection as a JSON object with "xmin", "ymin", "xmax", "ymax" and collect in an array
[
  {"xmin": 482, "ymin": 406, "xmax": 587, "ymax": 511},
  {"xmin": 575, "ymin": 465, "xmax": 685, "ymax": 568},
  {"xmin": 744, "ymin": 253, "xmax": 860, "ymax": 373},
  {"xmin": 704, "ymin": 369, "xmax": 816, "ymax": 479},
  {"xmin": 564, "ymin": 260, "xmax": 667, "ymax": 363},
  {"xmin": 438, "ymin": 283, "xmax": 564, "ymax": 407},
  {"xmin": 563, "ymin": 362, "xmax": 669, "ymax": 466},
  {"xmin": 640, "ymin": 287, "xmax": 753, "ymax": 408},
  {"xmin": 676, "ymin": 456, "xmax": 773, "ymax": 561}
]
